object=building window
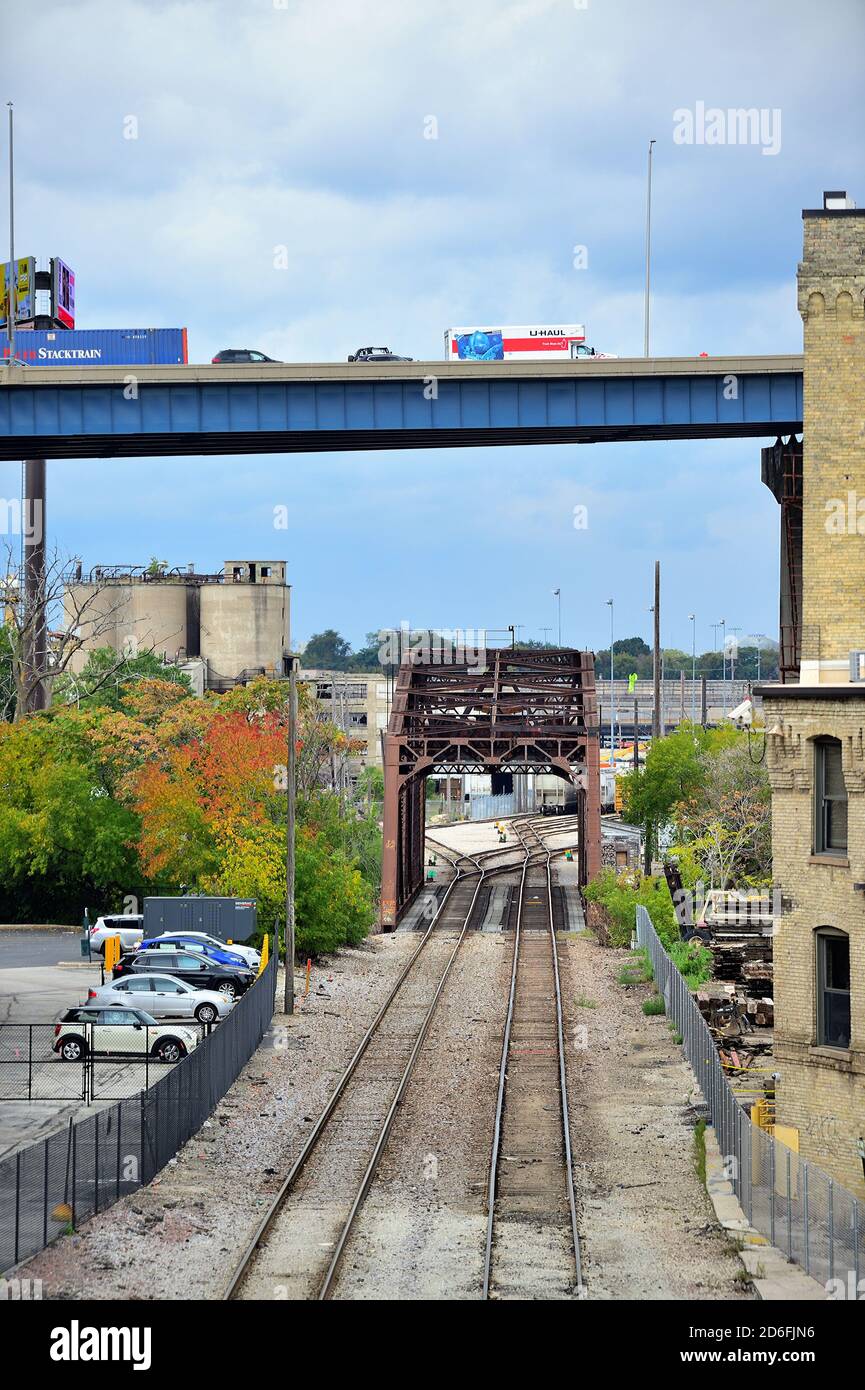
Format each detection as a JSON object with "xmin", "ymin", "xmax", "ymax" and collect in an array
[
  {"xmin": 816, "ymin": 929, "xmax": 851, "ymax": 1048},
  {"xmin": 814, "ymin": 738, "xmax": 847, "ymax": 855}
]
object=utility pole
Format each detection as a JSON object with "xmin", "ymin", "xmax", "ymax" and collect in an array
[
  {"xmin": 283, "ymin": 656, "xmax": 298, "ymax": 1015},
  {"xmin": 652, "ymin": 561, "xmax": 660, "ymax": 741},
  {"xmin": 606, "ymin": 598, "xmax": 615, "ymax": 759},
  {"xmin": 643, "ymin": 138, "xmax": 656, "ymax": 357},
  {"xmin": 689, "ymin": 613, "xmax": 696, "ymax": 724}
]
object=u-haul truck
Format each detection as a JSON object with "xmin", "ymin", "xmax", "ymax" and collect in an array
[{"xmin": 444, "ymin": 323, "xmax": 602, "ymax": 362}]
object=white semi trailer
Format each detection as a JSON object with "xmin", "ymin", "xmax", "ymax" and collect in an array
[{"xmin": 443, "ymin": 323, "xmax": 614, "ymax": 362}]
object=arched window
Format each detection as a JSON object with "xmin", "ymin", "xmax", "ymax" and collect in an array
[
  {"xmin": 814, "ymin": 738, "xmax": 847, "ymax": 855},
  {"xmin": 815, "ymin": 928, "xmax": 850, "ymax": 1048}
]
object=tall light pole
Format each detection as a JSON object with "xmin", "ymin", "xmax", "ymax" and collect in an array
[
  {"xmin": 552, "ymin": 588, "xmax": 561, "ymax": 646},
  {"xmin": 719, "ymin": 617, "xmax": 726, "ymax": 707},
  {"xmin": 6, "ymin": 102, "xmax": 15, "ymax": 367},
  {"xmin": 689, "ymin": 614, "xmax": 696, "ymax": 723},
  {"xmin": 283, "ymin": 655, "xmax": 298, "ymax": 1015},
  {"xmin": 643, "ymin": 138, "xmax": 656, "ymax": 357},
  {"xmin": 606, "ymin": 598, "xmax": 615, "ymax": 758}
]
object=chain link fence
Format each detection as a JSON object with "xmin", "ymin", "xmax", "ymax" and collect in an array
[
  {"xmin": 0, "ymin": 954, "xmax": 276, "ymax": 1274},
  {"xmin": 635, "ymin": 905, "xmax": 863, "ymax": 1291},
  {"xmin": 0, "ymin": 1021, "xmax": 215, "ymax": 1102}
]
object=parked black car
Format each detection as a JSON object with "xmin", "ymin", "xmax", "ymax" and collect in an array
[
  {"xmin": 211, "ymin": 348, "xmax": 280, "ymax": 363},
  {"xmin": 113, "ymin": 949, "xmax": 256, "ymax": 1000},
  {"xmin": 347, "ymin": 346, "xmax": 413, "ymax": 363}
]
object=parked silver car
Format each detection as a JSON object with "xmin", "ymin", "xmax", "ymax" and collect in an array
[
  {"xmin": 87, "ymin": 973, "xmax": 234, "ymax": 1025},
  {"xmin": 88, "ymin": 913, "xmax": 144, "ymax": 956}
]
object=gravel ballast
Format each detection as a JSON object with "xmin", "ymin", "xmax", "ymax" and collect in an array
[{"xmin": 13, "ymin": 835, "xmax": 754, "ymax": 1301}]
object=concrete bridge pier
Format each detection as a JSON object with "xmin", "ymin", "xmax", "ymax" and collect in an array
[{"xmin": 761, "ymin": 436, "xmax": 803, "ymax": 682}]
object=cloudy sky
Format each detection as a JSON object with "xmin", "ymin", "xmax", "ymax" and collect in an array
[{"xmin": 3, "ymin": 0, "xmax": 863, "ymax": 656}]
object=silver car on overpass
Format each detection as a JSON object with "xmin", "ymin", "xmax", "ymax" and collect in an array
[{"xmin": 86, "ymin": 973, "xmax": 234, "ymax": 1025}]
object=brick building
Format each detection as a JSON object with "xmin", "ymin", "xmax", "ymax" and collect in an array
[{"xmin": 760, "ymin": 193, "xmax": 865, "ymax": 1196}]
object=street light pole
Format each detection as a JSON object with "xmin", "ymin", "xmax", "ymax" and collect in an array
[
  {"xmin": 720, "ymin": 617, "xmax": 726, "ymax": 706},
  {"xmin": 643, "ymin": 138, "xmax": 656, "ymax": 357},
  {"xmin": 606, "ymin": 599, "xmax": 615, "ymax": 759},
  {"xmin": 689, "ymin": 613, "xmax": 696, "ymax": 723},
  {"xmin": 6, "ymin": 103, "xmax": 16, "ymax": 367},
  {"xmin": 283, "ymin": 656, "xmax": 298, "ymax": 1015},
  {"xmin": 553, "ymin": 588, "xmax": 561, "ymax": 646}
]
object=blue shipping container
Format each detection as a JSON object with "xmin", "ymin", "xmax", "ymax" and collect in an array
[{"xmin": 1, "ymin": 327, "xmax": 188, "ymax": 366}]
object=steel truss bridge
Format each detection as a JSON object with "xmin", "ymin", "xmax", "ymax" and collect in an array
[{"xmin": 381, "ymin": 647, "xmax": 601, "ymax": 928}]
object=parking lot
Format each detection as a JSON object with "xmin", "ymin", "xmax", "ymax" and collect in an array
[
  {"xmin": 0, "ymin": 929, "xmax": 224, "ymax": 1159},
  {"xmin": 0, "ymin": 930, "xmax": 107, "ymax": 1157}
]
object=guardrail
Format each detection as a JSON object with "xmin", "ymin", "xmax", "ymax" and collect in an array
[
  {"xmin": 635, "ymin": 905, "xmax": 862, "ymax": 1291},
  {"xmin": 0, "ymin": 954, "xmax": 277, "ymax": 1274}
]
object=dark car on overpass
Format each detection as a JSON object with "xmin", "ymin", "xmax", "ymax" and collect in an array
[
  {"xmin": 211, "ymin": 348, "xmax": 280, "ymax": 363},
  {"xmin": 347, "ymin": 346, "xmax": 414, "ymax": 362},
  {"xmin": 113, "ymin": 949, "xmax": 256, "ymax": 1000}
]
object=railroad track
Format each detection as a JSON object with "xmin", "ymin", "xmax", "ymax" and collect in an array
[
  {"xmin": 223, "ymin": 817, "xmax": 546, "ymax": 1302},
  {"xmin": 482, "ymin": 815, "xmax": 583, "ymax": 1299}
]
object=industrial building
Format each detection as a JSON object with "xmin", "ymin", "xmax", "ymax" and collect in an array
[
  {"xmin": 760, "ymin": 194, "xmax": 865, "ymax": 1198},
  {"xmin": 299, "ymin": 669, "xmax": 391, "ymax": 774},
  {"xmin": 62, "ymin": 560, "xmax": 291, "ymax": 692}
]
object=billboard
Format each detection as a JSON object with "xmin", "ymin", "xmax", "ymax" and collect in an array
[
  {"xmin": 51, "ymin": 258, "xmax": 75, "ymax": 329},
  {"xmin": 444, "ymin": 324, "xmax": 587, "ymax": 362},
  {"xmin": 0, "ymin": 256, "xmax": 37, "ymax": 328}
]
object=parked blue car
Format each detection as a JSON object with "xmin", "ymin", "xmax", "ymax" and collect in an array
[{"xmin": 137, "ymin": 936, "xmax": 250, "ymax": 969}]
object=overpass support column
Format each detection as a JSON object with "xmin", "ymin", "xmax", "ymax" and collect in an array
[{"xmin": 761, "ymin": 437, "xmax": 803, "ymax": 682}]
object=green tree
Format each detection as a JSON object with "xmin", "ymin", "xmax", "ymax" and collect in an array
[
  {"xmin": 0, "ymin": 717, "xmax": 140, "ymax": 922},
  {"xmin": 302, "ymin": 629, "xmax": 353, "ymax": 669},
  {"xmin": 347, "ymin": 631, "xmax": 388, "ymax": 671}
]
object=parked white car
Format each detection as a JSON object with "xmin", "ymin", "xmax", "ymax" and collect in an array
[
  {"xmin": 87, "ymin": 974, "xmax": 233, "ymax": 1025},
  {"xmin": 88, "ymin": 913, "xmax": 144, "ymax": 956},
  {"xmin": 146, "ymin": 930, "xmax": 261, "ymax": 969},
  {"xmin": 53, "ymin": 1006, "xmax": 199, "ymax": 1063}
]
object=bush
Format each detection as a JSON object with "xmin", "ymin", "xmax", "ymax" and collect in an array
[
  {"xmin": 669, "ymin": 937, "xmax": 713, "ymax": 989},
  {"xmin": 584, "ymin": 868, "xmax": 678, "ymax": 949},
  {"xmin": 642, "ymin": 995, "xmax": 666, "ymax": 1016}
]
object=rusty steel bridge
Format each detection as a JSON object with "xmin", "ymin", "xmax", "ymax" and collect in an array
[{"xmin": 380, "ymin": 647, "xmax": 601, "ymax": 928}]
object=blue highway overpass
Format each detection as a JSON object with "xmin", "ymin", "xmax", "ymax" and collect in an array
[{"xmin": 0, "ymin": 355, "xmax": 803, "ymax": 460}]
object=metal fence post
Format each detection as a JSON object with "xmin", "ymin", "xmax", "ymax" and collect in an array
[
  {"xmin": 828, "ymin": 1179, "xmax": 834, "ymax": 1281},
  {"xmin": 94, "ymin": 1110, "xmax": 100, "ymax": 1215},
  {"xmin": 71, "ymin": 1120, "xmax": 77, "ymax": 1227},
  {"xmin": 803, "ymin": 1162, "xmax": 810, "ymax": 1277},
  {"xmin": 140, "ymin": 1089, "xmax": 146, "ymax": 1186},
  {"xmin": 786, "ymin": 1149, "xmax": 793, "ymax": 1258},
  {"xmin": 42, "ymin": 1137, "xmax": 49, "ymax": 1247},
  {"xmin": 116, "ymin": 1103, "xmax": 122, "ymax": 1201},
  {"xmin": 14, "ymin": 1150, "xmax": 21, "ymax": 1265},
  {"xmin": 769, "ymin": 1137, "xmax": 776, "ymax": 1246}
]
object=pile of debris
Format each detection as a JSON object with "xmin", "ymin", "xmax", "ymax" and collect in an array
[
  {"xmin": 695, "ymin": 981, "xmax": 775, "ymax": 1037},
  {"xmin": 695, "ymin": 891, "xmax": 774, "ymax": 1056}
]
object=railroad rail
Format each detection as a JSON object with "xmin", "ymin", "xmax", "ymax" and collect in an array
[
  {"xmin": 482, "ymin": 815, "xmax": 583, "ymax": 1299},
  {"xmin": 223, "ymin": 817, "xmax": 552, "ymax": 1301}
]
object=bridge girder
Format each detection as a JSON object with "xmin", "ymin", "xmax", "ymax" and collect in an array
[{"xmin": 380, "ymin": 648, "xmax": 601, "ymax": 928}]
